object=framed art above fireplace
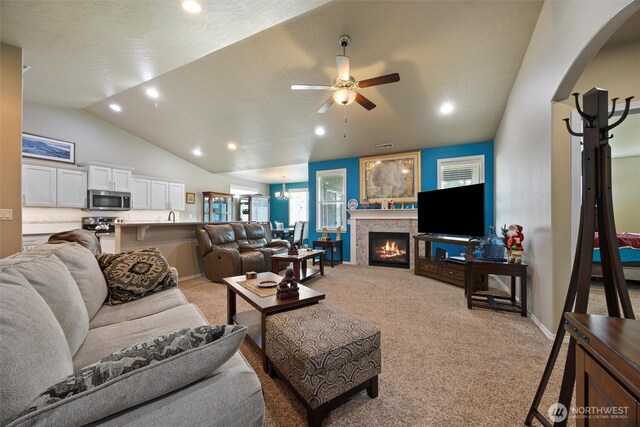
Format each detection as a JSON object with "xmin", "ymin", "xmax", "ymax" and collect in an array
[{"xmin": 359, "ymin": 151, "xmax": 420, "ymax": 203}]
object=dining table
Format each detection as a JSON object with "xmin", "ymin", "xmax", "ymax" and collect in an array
[{"xmin": 272, "ymin": 227, "xmax": 294, "ymax": 240}]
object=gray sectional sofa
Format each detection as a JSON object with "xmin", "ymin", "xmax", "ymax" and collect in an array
[{"xmin": 0, "ymin": 242, "xmax": 264, "ymax": 426}]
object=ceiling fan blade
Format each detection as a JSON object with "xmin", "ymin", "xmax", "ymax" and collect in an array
[
  {"xmin": 317, "ymin": 96, "xmax": 335, "ymax": 113},
  {"xmin": 357, "ymin": 73, "xmax": 400, "ymax": 88},
  {"xmin": 355, "ymin": 92, "xmax": 376, "ymax": 110},
  {"xmin": 291, "ymin": 84, "xmax": 333, "ymax": 90},
  {"xmin": 336, "ymin": 55, "xmax": 350, "ymax": 81}
]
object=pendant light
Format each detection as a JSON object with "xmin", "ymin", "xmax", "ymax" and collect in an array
[{"xmin": 275, "ymin": 176, "xmax": 290, "ymax": 200}]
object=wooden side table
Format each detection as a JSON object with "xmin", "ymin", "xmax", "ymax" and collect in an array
[
  {"xmin": 565, "ymin": 313, "xmax": 640, "ymax": 426},
  {"xmin": 465, "ymin": 260, "xmax": 528, "ymax": 317},
  {"xmin": 312, "ymin": 240, "xmax": 343, "ymax": 267}
]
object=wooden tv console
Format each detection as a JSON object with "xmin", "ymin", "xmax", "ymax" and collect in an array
[{"xmin": 413, "ymin": 234, "xmax": 485, "ymax": 289}]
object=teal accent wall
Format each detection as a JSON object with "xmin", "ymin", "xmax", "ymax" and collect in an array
[
  {"xmin": 269, "ymin": 182, "xmax": 308, "ymax": 226},
  {"xmin": 308, "ymin": 141, "xmax": 494, "ymax": 262},
  {"xmin": 421, "ymin": 141, "xmax": 494, "ymax": 256},
  {"xmin": 421, "ymin": 140, "xmax": 494, "ymax": 231}
]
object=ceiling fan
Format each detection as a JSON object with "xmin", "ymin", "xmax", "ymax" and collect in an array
[{"xmin": 291, "ymin": 35, "xmax": 400, "ymax": 113}]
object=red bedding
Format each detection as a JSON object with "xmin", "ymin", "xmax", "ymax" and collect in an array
[{"xmin": 594, "ymin": 232, "xmax": 640, "ymax": 249}]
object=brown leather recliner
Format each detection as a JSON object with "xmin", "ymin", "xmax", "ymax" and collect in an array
[{"xmin": 196, "ymin": 223, "xmax": 290, "ymax": 283}]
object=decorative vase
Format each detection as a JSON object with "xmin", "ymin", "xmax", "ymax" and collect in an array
[{"xmin": 480, "ymin": 226, "xmax": 506, "ymax": 261}]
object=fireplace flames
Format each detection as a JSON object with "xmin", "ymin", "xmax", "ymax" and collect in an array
[{"xmin": 375, "ymin": 240, "xmax": 407, "ymax": 260}]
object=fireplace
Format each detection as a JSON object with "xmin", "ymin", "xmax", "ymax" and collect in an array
[{"xmin": 368, "ymin": 232, "xmax": 410, "ymax": 269}]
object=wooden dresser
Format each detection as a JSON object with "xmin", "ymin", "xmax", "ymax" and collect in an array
[{"xmin": 564, "ymin": 313, "xmax": 640, "ymax": 426}]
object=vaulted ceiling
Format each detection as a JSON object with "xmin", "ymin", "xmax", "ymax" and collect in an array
[{"xmin": 2, "ymin": 1, "xmax": 544, "ymax": 183}]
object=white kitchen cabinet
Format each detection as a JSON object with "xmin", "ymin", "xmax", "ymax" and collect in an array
[
  {"xmin": 150, "ymin": 180, "xmax": 169, "ymax": 210},
  {"xmin": 57, "ymin": 168, "xmax": 87, "ymax": 208},
  {"xmin": 87, "ymin": 165, "xmax": 111, "ymax": 190},
  {"xmin": 112, "ymin": 169, "xmax": 132, "ymax": 192},
  {"xmin": 87, "ymin": 165, "xmax": 132, "ymax": 192},
  {"xmin": 132, "ymin": 178, "xmax": 151, "ymax": 210},
  {"xmin": 134, "ymin": 177, "xmax": 185, "ymax": 211},
  {"xmin": 168, "ymin": 182, "xmax": 186, "ymax": 211},
  {"xmin": 22, "ymin": 164, "xmax": 57, "ymax": 207}
]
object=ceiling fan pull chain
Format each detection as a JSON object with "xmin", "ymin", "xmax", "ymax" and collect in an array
[{"xmin": 344, "ymin": 105, "xmax": 348, "ymax": 138}]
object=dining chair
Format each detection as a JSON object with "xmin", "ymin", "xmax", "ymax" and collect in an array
[
  {"xmin": 301, "ymin": 221, "xmax": 309, "ymax": 246},
  {"xmin": 291, "ymin": 221, "xmax": 304, "ymax": 246},
  {"xmin": 275, "ymin": 221, "xmax": 284, "ymax": 230}
]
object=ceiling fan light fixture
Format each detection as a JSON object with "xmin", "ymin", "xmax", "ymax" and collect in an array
[{"xmin": 333, "ymin": 89, "xmax": 356, "ymax": 106}]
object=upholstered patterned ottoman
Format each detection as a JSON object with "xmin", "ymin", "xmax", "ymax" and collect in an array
[{"xmin": 265, "ymin": 303, "xmax": 381, "ymax": 426}]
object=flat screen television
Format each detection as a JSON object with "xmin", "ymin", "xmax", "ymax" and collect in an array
[{"xmin": 418, "ymin": 183, "xmax": 485, "ymax": 238}]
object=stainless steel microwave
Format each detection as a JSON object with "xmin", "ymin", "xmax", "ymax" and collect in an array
[{"xmin": 87, "ymin": 190, "xmax": 131, "ymax": 211}]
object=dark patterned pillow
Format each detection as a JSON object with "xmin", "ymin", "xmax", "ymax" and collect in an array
[
  {"xmin": 15, "ymin": 325, "xmax": 247, "ymax": 426},
  {"xmin": 96, "ymin": 247, "xmax": 177, "ymax": 305}
]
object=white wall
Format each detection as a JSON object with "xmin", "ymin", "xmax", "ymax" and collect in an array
[
  {"xmin": 23, "ymin": 103, "xmax": 269, "ymax": 220},
  {"xmin": 494, "ymin": 0, "xmax": 639, "ymax": 335},
  {"xmin": 572, "ymin": 38, "xmax": 640, "ymax": 105},
  {"xmin": 611, "ymin": 157, "xmax": 640, "ymax": 232}
]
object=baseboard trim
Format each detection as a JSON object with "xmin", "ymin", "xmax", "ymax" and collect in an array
[
  {"xmin": 493, "ymin": 275, "xmax": 558, "ymax": 341},
  {"xmin": 528, "ymin": 312, "xmax": 555, "ymax": 340},
  {"xmin": 493, "ymin": 275, "xmax": 512, "ymax": 297}
]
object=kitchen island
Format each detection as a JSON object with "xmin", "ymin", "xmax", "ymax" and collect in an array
[{"xmin": 115, "ymin": 222, "xmax": 206, "ymax": 279}]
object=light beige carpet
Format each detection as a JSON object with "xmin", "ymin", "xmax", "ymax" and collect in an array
[{"xmin": 179, "ymin": 266, "xmax": 639, "ymax": 426}]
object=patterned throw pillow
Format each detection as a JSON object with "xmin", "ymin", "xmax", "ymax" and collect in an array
[
  {"xmin": 16, "ymin": 325, "xmax": 247, "ymax": 426},
  {"xmin": 95, "ymin": 247, "xmax": 177, "ymax": 305}
]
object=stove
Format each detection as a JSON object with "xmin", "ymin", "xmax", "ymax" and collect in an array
[{"xmin": 82, "ymin": 217, "xmax": 116, "ymax": 235}]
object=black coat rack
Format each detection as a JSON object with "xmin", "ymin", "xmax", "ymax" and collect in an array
[{"xmin": 525, "ymin": 87, "xmax": 635, "ymax": 426}]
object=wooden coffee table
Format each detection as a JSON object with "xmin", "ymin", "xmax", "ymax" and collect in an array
[
  {"xmin": 271, "ymin": 249, "xmax": 325, "ymax": 282},
  {"xmin": 223, "ymin": 271, "xmax": 325, "ymax": 372}
]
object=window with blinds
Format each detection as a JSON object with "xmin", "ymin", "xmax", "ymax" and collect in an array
[
  {"xmin": 316, "ymin": 169, "xmax": 346, "ymax": 231},
  {"xmin": 437, "ymin": 155, "xmax": 485, "ymax": 189}
]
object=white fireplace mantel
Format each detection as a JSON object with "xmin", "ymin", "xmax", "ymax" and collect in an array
[
  {"xmin": 348, "ymin": 209, "xmax": 417, "ymax": 220},
  {"xmin": 348, "ymin": 209, "xmax": 418, "ymax": 267}
]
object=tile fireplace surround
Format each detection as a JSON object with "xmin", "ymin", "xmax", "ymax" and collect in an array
[{"xmin": 349, "ymin": 209, "xmax": 418, "ymax": 270}]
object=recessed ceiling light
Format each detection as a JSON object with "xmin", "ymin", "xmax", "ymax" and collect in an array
[
  {"xmin": 182, "ymin": 0, "xmax": 201, "ymax": 13},
  {"xmin": 109, "ymin": 103, "xmax": 122, "ymax": 112},
  {"xmin": 146, "ymin": 88, "xmax": 159, "ymax": 99},
  {"xmin": 439, "ymin": 102, "xmax": 454, "ymax": 115},
  {"xmin": 227, "ymin": 143, "xmax": 237, "ymax": 150},
  {"xmin": 315, "ymin": 126, "xmax": 325, "ymax": 136},
  {"xmin": 192, "ymin": 148, "xmax": 202, "ymax": 156}
]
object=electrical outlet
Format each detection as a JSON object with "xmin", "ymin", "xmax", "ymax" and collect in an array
[{"xmin": 0, "ymin": 209, "xmax": 13, "ymax": 220}]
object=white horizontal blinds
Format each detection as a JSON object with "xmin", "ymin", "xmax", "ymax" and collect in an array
[
  {"xmin": 438, "ymin": 155, "xmax": 484, "ymax": 189},
  {"xmin": 317, "ymin": 169, "xmax": 346, "ymax": 231}
]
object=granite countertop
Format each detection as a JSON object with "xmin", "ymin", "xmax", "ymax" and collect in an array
[{"xmin": 116, "ymin": 221, "xmax": 206, "ymax": 227}]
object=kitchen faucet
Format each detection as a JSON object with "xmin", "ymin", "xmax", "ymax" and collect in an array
[{"xmin": 168, "ymin": 210, "xmax": 176, "ymax": 223}]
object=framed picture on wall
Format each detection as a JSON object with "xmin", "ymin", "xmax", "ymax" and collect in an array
[
  {"xmin": 360, "ymin": 151, "xmax": 420, "ymax": 203},
  {"xmin": 21, "ymin": 133, "xmax": 75, "ymax": 164},
  {"xmin": 186, "ymin": 192, "xmax": 196, "ymax": 204}
]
